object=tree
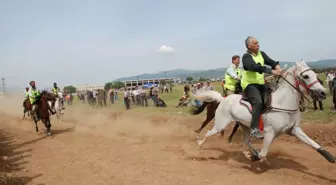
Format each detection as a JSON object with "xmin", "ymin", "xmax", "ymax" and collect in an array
[
  {"xmin": 112, "ymin": 81, "xmax": 125, "ymax": 89},
  {"xmin": 63, "ymin": 85, "xmax": 77, "ymax": 93},
  {"xmin": 105, "ymin": 82, "xmax": 113, "ymax": 90},
  {"xmin": 198, "ymin": 77, "xmax": 207, "ymax": 82},
  {"xmin": 186, "ymin": 77, "xmax": 193, "ymax": 83}
]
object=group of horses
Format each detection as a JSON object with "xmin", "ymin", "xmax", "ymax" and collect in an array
[
  {"xmin": 18, "ymin": 60, "xmax": 335, "ymax": 168},
  {"xmin": 191, "ymin": 60, "xmax": 336, "ymax": 165},
  {"xmin": 22, "ymin": 91, "xmax": 64, "ymax": 135}
]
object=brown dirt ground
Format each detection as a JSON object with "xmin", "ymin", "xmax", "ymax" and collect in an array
[{"xmin": 0, "ymin": 96, "xmax": 336, "ymax": 185}]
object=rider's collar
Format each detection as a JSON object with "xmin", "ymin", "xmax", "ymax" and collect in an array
[
  {"xmin": 231, "ymin": 63, "xmax": 238, "ymax": 68},
  {"xmin": 247, "ymin": 50, "xmax": 259, "ymax": 56}
]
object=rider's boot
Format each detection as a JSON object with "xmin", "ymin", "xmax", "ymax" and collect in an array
[{"xmin": 250, "ymin": 104, "xmax": 264, "ymax": 139}]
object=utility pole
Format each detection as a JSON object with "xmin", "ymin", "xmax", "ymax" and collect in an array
[{"xmin": 1, "ymin": 77, "xmax": 5, "ymax": 93}]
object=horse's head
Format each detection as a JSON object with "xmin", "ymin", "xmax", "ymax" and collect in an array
[
  {"xmin": 57, "ymin": 92, "xmax": 63, "ymax": 99},
  {"xmin": 292, "ymin": 60, "xmax": 326, "ymax": 101},
  {"xmin": 41, "ymin": 90, "xmax": 57, "ymax": 101}
]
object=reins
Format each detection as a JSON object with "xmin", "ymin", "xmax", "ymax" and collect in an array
[{"xmin": 267, "ymin": 65, "xmax": 319, "ymax": 113}]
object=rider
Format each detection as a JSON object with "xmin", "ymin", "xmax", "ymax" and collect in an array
[
  {"xmin": 28, "ymin": 81, "xmax": 41, "ymax": 119},
  {"xmin": 241, "ymin": 36, "xmax": 282, "ymax": 139},
  {"xmin": 51, "ymin": 82, "xmax": 60, "ymax": 109},
  {"xmin": 24, "ymin": 87, "xmax": 29, "ymax": 99},
  {"xmin": 52, "ymin": 82, "xmax": 60, "ymax": 95},
  {"xmin": 28, "ymin": 81, "xmax": 55, "ymax": 120},
  {"xmin": 224, "ymin": 55, "xmax": 242, "ymax": 96}
]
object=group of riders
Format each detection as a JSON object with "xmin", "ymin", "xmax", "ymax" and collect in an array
[{"xmin": 24, "ymin": 81, "xmax": 65, "ymax": 120}]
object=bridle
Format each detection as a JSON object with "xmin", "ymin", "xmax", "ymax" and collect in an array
[{"xmin": 277, "ymin": 67, "xmax": 319, "ymax": 103}]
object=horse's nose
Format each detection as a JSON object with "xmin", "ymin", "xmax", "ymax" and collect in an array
[{"xmin": 319, "ymin": 90, "xmax": 326, "ymax": 100}]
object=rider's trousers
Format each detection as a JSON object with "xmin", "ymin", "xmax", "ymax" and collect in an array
[{"xmin": 244, "ymin": 84, "xmax": 267, "ymax": 130}]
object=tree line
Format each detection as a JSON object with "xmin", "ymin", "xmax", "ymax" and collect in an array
[{"xmin": 64, "ymin": 67, "xmax": 335, "ymax": 92}]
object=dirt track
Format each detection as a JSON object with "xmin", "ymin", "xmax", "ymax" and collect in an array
[{"xmin": 0, "ymin": 96, "xmax": 336, "ymax": 185}]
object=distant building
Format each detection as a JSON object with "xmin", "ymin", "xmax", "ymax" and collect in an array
[
  {"xmin": 123, "ymin": 77, "xmax": 181, "ymax": 88},
  {"xmin": 76, "ymin": 84, "xmax": 104, "ymax": 91}
]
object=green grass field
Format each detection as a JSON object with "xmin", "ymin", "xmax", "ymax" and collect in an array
[{"xmin": 77, "ymin": 73, "xmax": 335, "ymax": 124}]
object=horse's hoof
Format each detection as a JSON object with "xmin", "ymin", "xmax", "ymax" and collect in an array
[
  {"xmin": 260, "ymin": 158, "xmax": 270, "ymax": 165},
  {"xmin": 47, "ymin": 132, "xmax": 51, "ymax": 136},
  {"xmin": 243, "ymin": 150, "xmax": 260, "ymax": 161},
  {"xmin": 197, "ymin": 140, "xmax": 204, "ymax": 148}
]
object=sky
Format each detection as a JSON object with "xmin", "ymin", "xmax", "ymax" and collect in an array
[{"xmin": 0, "ymin": 0, "xmax": 335, "ymax": 89}]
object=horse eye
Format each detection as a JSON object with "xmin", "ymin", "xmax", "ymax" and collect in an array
[{"xmin": 303, "ymin": 75, "xmax": 309, "ymax": 79}]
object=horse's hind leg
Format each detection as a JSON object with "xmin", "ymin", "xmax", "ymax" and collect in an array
[
  {"xmin": 197, "ymin": 112, "xmax": 231, "ymax": 148},
  {"xmin": 228, "ymin": 122, "xmax": 240, "ymax": 144},
  {"xmin": 241, "ymin": 125, "xmax": 263, "ymax": 161},
  {"xmin": 195, "ymin": 105, "xmax": 215, "ymax": 134},
  {"xmin": 291, "ymin": 127, "xmax": 335, "ymax": 163}
]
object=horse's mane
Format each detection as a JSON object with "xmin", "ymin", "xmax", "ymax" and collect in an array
[{"xmin": 41, "ymin": 90, "xmax": 49, "ymax": 95}]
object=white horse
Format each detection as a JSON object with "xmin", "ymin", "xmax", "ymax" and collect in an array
[
  {"xmin": 193, "ymin": 60, "xmax": 335, "ymax": 164},
  {"xmin": 48, "ymin": 92, "xmax": 64, "ymax": 123}
]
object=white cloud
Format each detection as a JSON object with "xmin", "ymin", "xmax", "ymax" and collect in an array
[{"xmin": 157, "ymin": 45, "xmax": 176, "ymax": 53}]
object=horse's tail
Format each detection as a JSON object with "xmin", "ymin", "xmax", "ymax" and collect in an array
[
  {"xmin": 189, "ymin": 102, "xmax": 209, "ymax": 115},
  {"xmin": 193, "ymin": 90, "xmax": 224, "ymax": 103}
]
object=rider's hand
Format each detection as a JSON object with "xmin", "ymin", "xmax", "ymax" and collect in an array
[{"xmin": 272, "ymin": 69, "xmax": 282, "ymax": 76}]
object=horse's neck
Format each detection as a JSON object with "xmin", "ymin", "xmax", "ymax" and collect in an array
[{"xmin": 271, "ymin": 68, "xmax": 301, "ymax": 110}]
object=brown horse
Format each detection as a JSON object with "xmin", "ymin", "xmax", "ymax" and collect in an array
[
  {"xmin": 23, "ymin": 98, "xmax": 33, "ymax": 119},
  {"xmin": 32, "ymin": 90, "xmax": 57, "ymax": 135},
  {"xmin": 189, "ymin": 101, "xmax": 240, "ymax": 143}
]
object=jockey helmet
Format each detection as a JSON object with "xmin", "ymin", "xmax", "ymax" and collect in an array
[
  {"xmin": 25, "ymin": 87, "xmax": 29, "ymax": 91},
  {"xmin": 53, "ymin": 82, "xmax": 57, "ymax": 86},
  {"xmin": 29, "ymin": 81, "xmax": 35, "ymax": 87}
]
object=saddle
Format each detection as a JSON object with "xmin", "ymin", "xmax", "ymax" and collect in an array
[{"xmin": 239, "ymin": 86, "xmax": 273, "ymax": 114}]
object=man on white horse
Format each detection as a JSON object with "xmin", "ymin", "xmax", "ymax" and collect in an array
[
  {"xmin": 241, "ymin": 36, "xmax": 282, "ymax": 139},
  {"xmin": 51, "ymin": 82, "xmax": 60, "ymax": 109},
  {"xmin": 52, "ymin": 82, "xmax": 60, "ymax": 95}
]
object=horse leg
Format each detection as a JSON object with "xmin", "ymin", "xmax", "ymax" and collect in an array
[
  {"xmin": 195, "ymin": 103, "xmax": 215, "ymax": 134},
  {"xmin": 197, "ymin": 112, "xmax": 231, "ymax": 148},
  {"xmin": 228, "ymin": 122, "xmax": 240, "ymax": 144},
  {"xmin": 241, "ymin": 125, "xmax": 263, "ymax": 162},
  {"xmin": 47, "ymin": 119, "xmax": 51, "ymax": 136},
  {"xmin": 257, "ymin": 130, "xmax": 275, "ymax": 164},
  {"xmin": 291, "ymin": 127, "xmax": 335, "ymax": 163},
  {"xmin": 33, "ymin": 115, "xmax": 39, "ymax": 132},
  {"xmin": 22, "ymin": 109, "xmax": 26, "ymax": 119}
]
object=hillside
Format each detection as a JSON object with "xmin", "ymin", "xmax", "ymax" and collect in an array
[{"xmin": 114, "ymin": 59, "xmax": 336, "ymax": 81}]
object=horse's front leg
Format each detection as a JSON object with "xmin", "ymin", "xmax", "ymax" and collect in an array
[
  {"xmin": 291, "ymin": 126, "xmax": 335, "ymax": 163},
  {"xmin": 22, "ymin": 109, "xmax": 26, "ymax": 119},
  {"xmin": 42, "ymin": 119, "xmax": 51, "ymax": 136},
  {"xmin": 258, "ymin": 130, "xmax": 275, "ymax": 165},
  {"xmin": 33, "ymin": 114, "xmax": 39, "ymax": 132}
]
